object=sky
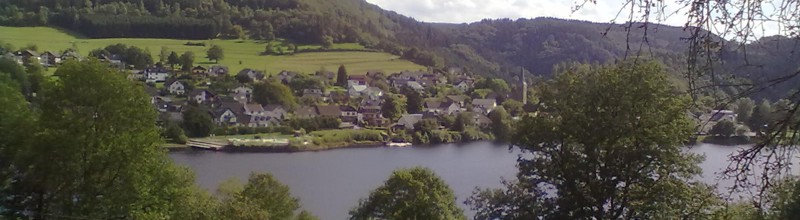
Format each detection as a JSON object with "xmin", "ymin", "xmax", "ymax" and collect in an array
[
  {"xmin": 363, "ymin": 0, "xmax": 789, "ymax": 39},
  {"xmin": 363, "ymin": 0, "xmax": 690, "ymax": 26}
]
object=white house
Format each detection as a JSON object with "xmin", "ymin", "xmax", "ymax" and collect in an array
[
  {"xmin": 348, "ymin": 84, "xmax": 368, "ymax": 97},
  {"xmin": 188, "ymin": 89, "xmax": 215, "ymax": 103},
  {"xmin": 472, "ymin": 99, "xmax": 497, "ymax": 115},
  {"xmin": 167, "ymin": 80, "xmax": 186, "ymax": 95},
  {"xmin": 144, "ymin": 68, "xmax": 170, "ymax": 83}
]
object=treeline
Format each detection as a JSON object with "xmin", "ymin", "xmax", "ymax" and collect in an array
[{"xmin": 75, "ymin": 15, "xmax": 217, "ymax": 39}]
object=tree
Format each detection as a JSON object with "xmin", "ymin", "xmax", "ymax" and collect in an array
[
  {"xmin": 264, "ymin": 43, "xmax": 274, "ymax": 55},
  {"xmin": 734, "ymin": 97, "xmax": 755, "ymax": 123},
  {"xmin": 25, "ymin": 61, "xmax": 46, "ymax": 97},
  {"xmin": 403, "ymin": 87, "xmax": 424, "ymax": 114},
  {"xmin": 349, "ymin": 167, "xmax": 466, "ymax": 220},
  {"xmin": 336, "ymin": 64, "xmax": 348, "ymax": 87},
  {"xmin": 253, "ymin": 80, "xmax": 297, "ymax": 109},
  {"xmin": 0, "ymin": 76, "xmax": 36, "ymax": 206},
  {"xmin": 747, "ymin": 99, "xmax": 772, "ymax": 133},
  {"xmin": 287, "ymin": 43, "xmax": 297, "ymax": 54},
  {"xmin": 183, "ymin": 104, "xmax": 214, "ymax": 138},
  {"xmin": 180, "ymin": 51, "xmax": 195, "ymax": 71},
  {"xmin": 451, "ymin": 112, "xmax": 473, "ymax": 132},
  {"xmin": 164, "ymin": 121, "xmax": 188, "ymax": 144},
  {"xmin": 381, "ymin": 94, "xmax": 406, "ymax": 120},
  {"xmin": 502, "ymin": 99, "xmax": 524, "ymax": 117},
  {"xmin": 167, "ymin": 51, "xmax": 180, "ymax": 69},
  {"xmin": 468, "ymin": 62, "xmax": 718, "ymax": 219},
  {"xmin": 488, "ymin": 106, "xmax": 512, "ymax": 141},
  {"xmin": 159, "ymin": 46, "xmax": 169, "ymax": 63},
  {"xmin": 217, "ymin": 172, "xmax": 317, "ymax": 220},
  {"xmin": 232, "ymin": 24, "xmax": 246, "ymax": 40},
  {"xmin": 710, "ymin": 120, "xmax": 737, "ymax": 137},
  {"xmin": 1, "ymin": 60, "xmax": 206, "ymax": 219},
  {"xmin": 0, "ymin": 58, "xmax": 30, "ymax": 96},
  {"xmin": 207, "ymin": 45, "xmax": 224, "ymax": 63},
  {"xmin": 321, "ymin": 35, "xmax": 334, "ymax": 49}
]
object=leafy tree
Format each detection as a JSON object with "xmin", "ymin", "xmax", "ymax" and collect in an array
[
  {"xmin": 180, "ymin": 51, "xmax": 195, "ymax": 71},
  {"xmin": 710, "ymin": 120, "xmax": 736, "ymax": 137},
  {"xmin": 288, "ymin": 74, "xmax": 325, "ymax": 95},
  {"xmin": 207, "ymin": 45, "xmax": 224, "ymax": 63},
  {"xmin": 349, "ymin": 167, "xmax": 466, "ymax": 220},
  {"xmin": 232, "ymin": 25, "xmax": 246, "ymax": 40},
  {"xmin": 735, "ymin": 97, "xmax": 755, "ymax": 123},
  {"xmin": 0, "ymin": 76, "xmax": 36, "ymax": 204},
  {"xmin": 336, "ymin": 64, "xmax": 348, "ymax": 87},
  {"xmin": 322, "ymin": 35, "xmax": 334, "ymax": 49},
  {"xmin": 25, "ymin": 61, "xmax": 46, "ymax": 97},
  {"xmin": 451, "ymin": 112, "xmax": 473, "ymax": 132},
  {"xmin": 287, "ymin": 43, "xmax": 297, "ymax": 54},
  {"xmin": 475, "ymin": 78, "xmax": 510, "ymax": 94},
  {"xmin": 488, "ymin": 106, "xmax": 512, "ymax": 141},
  {"xmin": 183, "ymin": 104, "xmax": 214, "ymax": 138},
  {"xmin": 0, "ymin": 58, "xmax": 30, "ymax": 96},
  {"xmin": 277, "ymin": 46, "xmax": 285, "ymax": 55},
  {"xmin": 381, "ymin": 94, "xmax": 406, "ymax": 120},
  {"xmin": 1, "ymin": 60, "xmax": 205, "ymax": 219},
  {"xmin": 217, "ymin": 172, "xmax": 317, "ymax": 220},
  {"xmin": 253, "ymin": 80, "xmax": 297, "ymax": 109},
  {"xmin": 502, "ymin": 99, "xmax": 524, "ymax": 117},
  {"xmin": 264, "ymin": 43, "xmax": 275, "ymax": 55},
  {"xmin": 159, "ymin": 46, "xmax": 169, "ymax": 63},
  {"xmin": 164, "ymin": 121, "xmax": 188, "ymax": 144},
  {"xmin": 167, "ymin": 51, "xmax": 180, "ymax": 68},
  {"xmin": 748, "ymin": 99, "xmax": 772, "ymax": 133},
  {"xmin": 403, "ymin": 87, "xmax": 424, "ymax": 114},
  {"xmin": 414, "ymin": 118, "xmax": 440, "ymax": 134},
  {"xmin": 468, "ymin": 62, "xmax": 719, "ymax": 219}
]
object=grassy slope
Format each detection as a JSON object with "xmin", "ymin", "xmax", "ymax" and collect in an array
[{"xmin": 0, "ymin": 26, "xmax": 424, "ymax": 74}]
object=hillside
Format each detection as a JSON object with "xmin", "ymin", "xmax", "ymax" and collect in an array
[
  {"xmin": 0, "ymin": 26, "xmax": 424, "ymax": 74},
  {"xmin": 1, "ymin": 0, "xmax": 798, "ymax": 100}
]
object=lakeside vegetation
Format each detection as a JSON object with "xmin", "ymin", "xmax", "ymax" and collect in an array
[{"xmin": 0, "ymin": 26, "xmax": 424, "ymax": 74}]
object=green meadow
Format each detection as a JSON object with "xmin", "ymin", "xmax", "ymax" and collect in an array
[{"xmin": 0, "ymin": 26, "xmax": 425, "ymax": 75}]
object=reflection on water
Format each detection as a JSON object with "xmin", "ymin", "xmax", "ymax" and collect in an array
[{"xmin": 171, "ymin": 142, "xmax": 783, "ymax": 219}]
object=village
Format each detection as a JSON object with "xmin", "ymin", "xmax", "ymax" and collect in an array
[{"xmin": 3, "ymin": 46, "xmax": 539, "ymax": 150}]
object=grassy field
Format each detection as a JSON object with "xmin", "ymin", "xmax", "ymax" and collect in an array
[{"xmin": 0, "ymin": 26, "xmax": 424, "ymax": 74}]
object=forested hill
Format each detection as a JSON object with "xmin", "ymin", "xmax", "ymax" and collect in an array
[{"xmin": 1, "ymin": 0, "xmax": 797, "ymax": 100}]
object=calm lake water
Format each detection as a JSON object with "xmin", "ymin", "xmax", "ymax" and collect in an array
[{"xmin": 170, "ymin": 141, "xmax": 760, "ymax": 219}]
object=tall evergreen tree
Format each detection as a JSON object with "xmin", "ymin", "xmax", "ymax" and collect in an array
[{"xmin": 337, "ymin": 64, "xmax": 348, "ymax": 87}]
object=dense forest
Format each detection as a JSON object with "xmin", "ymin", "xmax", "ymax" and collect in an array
[{"xmin": 1, "ymin": 0, "xmax": 797, "ymax": 100}]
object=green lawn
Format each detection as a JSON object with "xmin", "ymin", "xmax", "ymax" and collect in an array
[{"xmin": 0, "ymin": 26, "xmax": 424, "ymax": 75}]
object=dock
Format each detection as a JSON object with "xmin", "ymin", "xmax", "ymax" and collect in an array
[{"xmin": 187, "ymin": 139, "xmax": 226, "ymax": 151}]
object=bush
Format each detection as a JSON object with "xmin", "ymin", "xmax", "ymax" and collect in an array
[
  {"xmin": 237, "ymin": 127, "xmax": 254, "ymax": 135},
  {"xmin": 710, "ymin": 120, "xmax": 736, "ymax": 137},
  {"xmin": 461, "ymin": 127, "xmax": 491, "ymax": 141},
  {"xmin": 429, "ymin": 130, "xmax": 455, "ymax": 144}
]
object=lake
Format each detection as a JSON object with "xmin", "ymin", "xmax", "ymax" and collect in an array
[{"xmin": 170, "ymin": 141, "xmax": 757, "ymax": 219}]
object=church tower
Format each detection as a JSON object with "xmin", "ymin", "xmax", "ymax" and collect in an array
[{"xmin": 521, "ymin": 67, "xmax": 528, "ymax": 105}]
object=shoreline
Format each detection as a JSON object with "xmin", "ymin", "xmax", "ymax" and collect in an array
[{"xmin": 165, "ymin": 140, "xmax": 506, "ymax": 153}]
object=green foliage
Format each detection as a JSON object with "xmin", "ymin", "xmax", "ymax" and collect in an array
[
  {"xmin": 403, "ymin": 87, "xmax": 424, "ymax": 114},
  {"xmin": 253, "ymin": 80, "xmax": 297, "ymax": 109},
  {"xmin": 306, "ymin": 129, "xmax": 385, "ymax": 146},
  {"xmin": 322, "ymin": 35, "xmax": 334, "ymax": 49},
  {"xmin": 748, "ymin": 99, "xmax": 772, "ymax": 133},
  {"xmin": 710, "ymin": 120, "xmax": 737, "ymax": 137},
  {"xmin": 1, "ymin": 60, "xmax": 204, "ymax": 218},
  {"xmin": 735, "ymin": 97, "xmax": 755, "ymax": 123},
  {"xmin": 89, "ymin": 43, "xmax": 154, "ymax": 69},
  {"xmin": 180, "ymin": 51, "xmax": 195, "ymax": 71},
  {"xmin": 217, "ymin": 172, "xmax": 315, "ymax": 220},
  {"xmin": 0, "ymin": 77, "xmax": 35, "ymax": 202},
  {"xmin": 336, "ymin": 64, "xmax": 348, "ymax": 87},
  {"xmin": 488, "ymin": 106, "xmax": 512, "ymax": 141},
  {"xmin": 475, "ymin": 78, "xmax": 510, "ymax": 94},
  {"xmin": 469, "ymin": 61, "xmax": 715, "ymax": 219},
  {"xmin": 167, "ymin": 51, "xmax": 180, "ymax": 68},
  {"xmin": 501, "ymin": 99, "xmax": 524, "ymax": 117},
  {"xmin": 164, "ymin": 121, "xmax": 188, "ymax": 144},
  {"xmin": 286, "ymin": 117, "xmax": 340, "ymax": 132},
  {"xmin": 287, "ymin": 74, "xmax": 325, "ymax": 95},
  {"xmin": 451, "ymin": 112, "xmax": 473, "ymax": 132},
  {"xmin": 0, "ymin": 58, "xmax": 30, "ymax": 96},
  {"xmin": 381, "ymin": 94, "xmax": 406, "ymax": 120},
  {"xmin": 207, "ymin": 45, "xmax": 224, "ymax": 63},
  {"xmin": 349, "ymin": 167, "xmax": 466, "ymax": 220},
  {"xmin": 182, "ymin": 104, "xmax": 214, "ymax": 138}
]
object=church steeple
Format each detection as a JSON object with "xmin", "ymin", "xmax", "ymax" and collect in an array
[{"xmin": 521, "ymin": 67, "xmax": 528, "ymax": 105}]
